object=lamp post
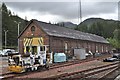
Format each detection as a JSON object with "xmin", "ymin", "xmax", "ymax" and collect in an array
[
  {"xmin": 118, "ymin": 1, "xmax": 120, "ymax": 71},
  {"xmin": 14, "ymin": 21, "xmax": 21, "ymax": 52},
  {"xmin": 4, "ymin": 30, "xmax": 8, "ymax": 49}
]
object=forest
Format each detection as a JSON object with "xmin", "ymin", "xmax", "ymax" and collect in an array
[{"xmin": 2, "ymin": 3, "xmax": 28, "ymax": 49}]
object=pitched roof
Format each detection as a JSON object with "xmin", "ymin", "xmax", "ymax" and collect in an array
[{"xmin": 34, "ymin": 20, "xmax": 109, "ymax": 44}]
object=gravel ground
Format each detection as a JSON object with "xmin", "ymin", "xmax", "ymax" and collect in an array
[
  {"xmin": 115, "ymin": 75, "xmax": 120, "ymax": 80},
  {"xmin": 14, "ymin": 60, "xmax": 114, "ymax": 78},
  {"xmin": 0, "ymin": 57, "xmax": 9, "ymax": 75},
  {"xmin": 1, "ymin": 54, "xmax": 114, "ymax": 79}
]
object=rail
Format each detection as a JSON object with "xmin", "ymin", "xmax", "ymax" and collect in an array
[{"xmin": 48, "ymin": 62, "xmax": 119, "ymax": 79}]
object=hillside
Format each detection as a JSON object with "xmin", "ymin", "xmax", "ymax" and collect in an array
[
  {"xmin": 57, "ymin": 22, "xmax": 77, "ymax": 29},
  {"xmin": 75, "ymin": 18, "xmax": 119, "ymax": 38},
  {"xmin": 2, "ymin": 3, "xmax": 28, "ymax": 48}
]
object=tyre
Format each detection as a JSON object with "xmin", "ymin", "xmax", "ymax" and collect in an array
[
  {"xmin": 35, "ymin": 67, "xmax": 38, "ymax": 71},
  {"xmin": 20, "ymin": 68, "xmax": 26, "ymax": 73},
  {"xmin": 45, "ymin": 65, "xmax": 49, "ymax": 70},
  {"xmin": 31, "ymin": 67, "xmax": 34, "ymax": 71},
  {"xmin": 26, "ymin": 68, "xmax": 31, "ymax": 72}
]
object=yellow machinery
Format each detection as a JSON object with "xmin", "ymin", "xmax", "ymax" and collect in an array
[
  {"xmin": 8, "ymin": 37, "xmax": 53, "ymax": 73},
  {"xmin": 8, "ymin": 45, "xmax": 53, "ymax": 73},
  {"xmin": 8, "ymin": 54, "xmax": 26, "ymax": 73}
]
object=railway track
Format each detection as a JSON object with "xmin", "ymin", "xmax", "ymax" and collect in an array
[
  {"xmin": 2, "ymin": 54, "xmax": 112, "ymax": 79},
  {"xmin": 97, "ymin": 67, "xmax": 119, "ymax": 80},
  {"xmin": 98, "ymin": 62, "xmax": 120, "ymax": 80},
  {"xmin": 49, "ymin": 61, "xmax": 119, "ymax": 79},
  {"xmin": 50, "ymin": 54, "xmax": 111, "ymax": 69}
]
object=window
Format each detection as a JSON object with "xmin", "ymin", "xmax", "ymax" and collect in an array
[
  {"xmin": 40, "ymin": 46, "xmax": 45, "ymax": 51},
  {"xmin": 32, "ymin": 46, "xmax": 37, "ymax": 54},
  {"xmin": 88, "ymin": 44, "xmax": 91, "ymax": 50},
  {"xmin": 102, "ymin": 46, "xmax": 103, "ymax": 52},
  {"xmin": 65, "ymin": 42, "xmax": 68, "ymax": 50},
  {"xmin": 13, "ymin": 57, "xmax": 19, "ymax": 66},
  {"xmin": 65, "ymin": 42, "xmax": 68, "ymax": 53},
  {"xmin": 106, "ymin": 47, "xmax": 108, "ymax": 52},
  {"xmin": 96, "ymin": 45, "xmax": 98, "ymax": 52},
  {"xmin": 26, "ymin": 46, "xmax": 30, "ymax": 52},
  {"xmin": 31, "ymin": 26, "xmax": 35, "ymax": 32}
]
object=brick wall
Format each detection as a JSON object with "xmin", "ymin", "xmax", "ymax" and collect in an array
[
  {"xmin": 49, "ymin": 36, "xmax": 111, "ymax": 56},
  {"xmin": 19, "ymin": 21, "xmax": 49, "ymax": 55},
  {"xmin": 19, "ymin": 21, "xmax": 112, "ymax": 56}
]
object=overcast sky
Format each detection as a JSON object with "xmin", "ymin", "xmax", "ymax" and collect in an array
[{"xmin": 3, "ymin": 0, "xmax": 120, "ymax": 24}]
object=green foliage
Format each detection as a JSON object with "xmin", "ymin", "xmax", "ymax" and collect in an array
[
  {"xmin": 76, "ymin": 18, "xmax": 118, "ymax": 39},
  {"xmin": 75, "ymin": 24, "xmax": 88, "ymax": 32},
  {"xmin": 113, "ymin": 29, "xmax": 120, "ymax": 41},
  {"xmin": 2, "ymin": 3, "xmax": 28, "ymax": 48},
  {"xmin": 88, "ymin": 22, "xmax": 104, "ymax": 36},
  {"xmin": 76, "ymin": 18, "xmax": 120, "ymax": 49},
  {"xmin": 2, "ymin": 3, "xmax": 7, "ymax": 13},
  {"xmin": 107, "ymin": 38, "xmax": 120, "ymax": 48},
  {"xmin": 106, "ymin": 22, "xmax": 120, "ymax": 49}
]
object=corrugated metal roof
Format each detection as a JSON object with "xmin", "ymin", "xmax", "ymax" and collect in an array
[{"xmin": 35, "ymin": 20, "xmax": 109, "ymax": 44}]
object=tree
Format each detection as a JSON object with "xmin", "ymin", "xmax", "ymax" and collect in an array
[
  {"xmin": 2, "ymin": 3, "xmax": 8, "ymax": 13},
  {"xmin": 108, "ymin": 22, "xmax": 120, "ymax": 52},
  {"xmin": 75, "ymin": 24, "xmax": 88, "ymax": 32},
  {"xmin": 96, "ymin": 22, "xmax": 104, "ymax": 36},
  {"xmin": 113, "ymin": 29, "xmax": 120, "ymax": 41},
  {"xmin": 2, "ymin": 3, "xmax": 28, "ymax": 49},
  {"xmin": 75, "ymin": 18, "xmax": 118, "ymax": 39},
  {"xmin": 89, "ymin": 22, "xmax": 97, "ymax": 34},
  {"xmin": 8, "ymin": 10, "xmax": 12, "ymax": 16},
  {"xmin": 107, "ymin": 38, "xmax": 120, "ymax": 49}
]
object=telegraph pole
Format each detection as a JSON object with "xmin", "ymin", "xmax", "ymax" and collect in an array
[
  {"xmin": 118, "ymin": 1, "xmax": 120, "ymax": 70},
  {"xmin": 14, "ymin": 21, "xmax": 21, "ymax": 52},
  {"xmin": 79, "ymin": 0, "xmax": 82, "ymax": 23},
  {"xmin": 4, "ymin": 30, "xmax": 8, "ymax": 49}
]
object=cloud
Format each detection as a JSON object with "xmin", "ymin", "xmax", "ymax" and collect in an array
[
  {"xmin": 6, "ymin": 2, "xmax": 79, "ymax": 19},
  {"xmin": 2, "ymin": 0, "xmax": 120, "ymax": 2},
  {"xmin": 5, "ymin": 1, "xmax": 118, "ymax": 24},
  {"xmin": 82, "ymin": 2, "xmax": 117, "ymax": 16}
]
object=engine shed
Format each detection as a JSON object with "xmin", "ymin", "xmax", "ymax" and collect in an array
[{"xmin": 18, "ymin": 19, "xmax": 112, "ymax": 58}]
